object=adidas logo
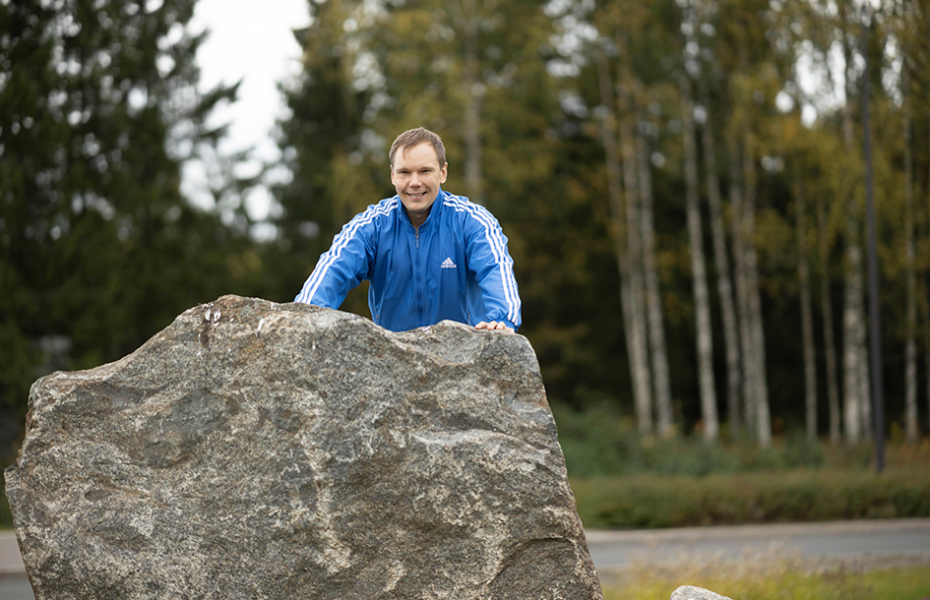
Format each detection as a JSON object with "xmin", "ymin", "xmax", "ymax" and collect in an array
[{"xmin": 441, "ymin": 257, "xmax": 457, "ymax": 269}]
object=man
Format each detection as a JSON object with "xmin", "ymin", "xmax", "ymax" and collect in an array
[{"xmin": 294, "ymin": 127, "xmax": 521, "ymax": 333}]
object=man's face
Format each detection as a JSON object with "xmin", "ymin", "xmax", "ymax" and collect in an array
[{"xmin": 391, "ymin": 142, "xmax": 448, "ymax": 227}]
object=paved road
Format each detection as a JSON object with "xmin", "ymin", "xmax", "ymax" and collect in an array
[
  {"xmin": 585, "ymin": 518, "xmax": 930, "ymax": 570},
  {"xmin": 2, "ymin": 519, "xmax": 929, "ymax": 599}
]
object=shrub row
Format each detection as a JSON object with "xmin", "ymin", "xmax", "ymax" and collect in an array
[
  {"xmin": 552, "ymin": 404, "xmax": 845, "ymax": 478},
  {"xmin": 571, "ymin": 468, "xmax": 930, "ymax": 529}
]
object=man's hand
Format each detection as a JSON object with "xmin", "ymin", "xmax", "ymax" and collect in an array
[{"xmin": 475, "ymin": 321, "xmax": 514, "ymax": 333}]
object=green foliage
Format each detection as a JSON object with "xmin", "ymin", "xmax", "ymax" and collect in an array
[
  {"xmin": 0, "ymin": 0, "xmax": 261, "ymax": 455},
  {"xmin": 553, "ymin": 403, "xmax": 825, "ymax": 478},
  {"xmin": 5, "ymin": 0, "xmax": 930, "ymax": 475},
  {"xmin": 571, "ymin": 467, "xmax": 930, "ymax": 529}
]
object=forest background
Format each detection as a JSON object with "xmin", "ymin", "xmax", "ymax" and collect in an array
[{"xmin": 2, "ymin": 0, "xmax": 930, "ymax": 482}]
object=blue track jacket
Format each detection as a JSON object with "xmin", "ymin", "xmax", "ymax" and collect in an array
[{"xmin": 294, "ymin": 190, "xmax": 521, "ymax": 332}]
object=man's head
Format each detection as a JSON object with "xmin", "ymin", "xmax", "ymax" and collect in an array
[
  {"xmin": 390, "ymin": 128, "xmax": 448, "ymax": 229},
  {"xmin": 389, "ymin": 127, "xmax": 446, "ymax": 169}
]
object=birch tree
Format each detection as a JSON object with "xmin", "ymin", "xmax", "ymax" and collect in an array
[
  {"xmin": 638, "ymin": 120, "xmax": 673, "ymax": 436},
  {"xmin": 595, "ymin": 47, "xmax": 654, "ymax": 435},
  {"xmin": 699, "ymin": 76, "xmax": 742, "ymax": 434},
  {"xmin": 680, "ymin": 69, "xmax": 719, "ymax": 442},
  {"xmin": 742, "ymin": 121, "xmax": 772, "ymax": 447},
  {"xmin": 728, "ymin": 130, "xmax": 758, "ymax": 436},
  {"xmin": 904, "ymin": 86, "xmax": 918, "ymax": 444},
  {"xmin": 837, "ymin": 4, "xmax": 869, "ymax": 444},
  {"xmin": 818, "ymin": 194, "xmax": 842, "ymax": 445},
  {"xmin": 796, "ymin": 181, "xmax": 818, "ymax": 440},
  {"xmin": 617, "ymin": 58, "xmax": 655, "ymax": 434}
]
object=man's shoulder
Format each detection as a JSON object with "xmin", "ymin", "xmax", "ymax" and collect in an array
[
  {"xmin": 439, "ymin": 192, "xmax": 498, "ymax": 224},
  {"xmin": 348, "ymin": 196, "xmax": 402, "ymax": 224}
]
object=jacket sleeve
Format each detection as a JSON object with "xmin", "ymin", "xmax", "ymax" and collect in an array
[
  {"xmin": 294, "ymin": 212, "xmax": 376, "ymax": 309},
  {"xmin": 463, "ymin": 208, "xmax": 522, "ymax": 330}
]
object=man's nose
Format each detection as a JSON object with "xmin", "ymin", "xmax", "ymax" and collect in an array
[{"xmin": 409, "ymin": 173, "xmax": 422, "ymax": 187}]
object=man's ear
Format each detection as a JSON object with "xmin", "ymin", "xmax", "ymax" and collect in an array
[
  {"xmin": 440, "ymin": 163, "xmax": 448, "ymax": 184},
  {"xmin": 390, "ymin": 166, "xmax": 396, "ymax": 184}
]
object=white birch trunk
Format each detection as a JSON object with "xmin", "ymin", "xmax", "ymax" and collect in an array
[
  {"xmin": 923, "ymin": 279, "xmax": 930, "ymax": 437},
  {"xmin": 459, "ymin": 0, "xmax": 483, "ymax": 205},
  {"xmin": 617, "ymin": 70, "xmax": 654, "ymax": 435},
  {"xmin": 796, "ymin": 182, "xmax": 818, "ymax": 441},
  {"xmin": 742, "ymin": 131, "xmax": 771, "ymax": 448},
  {"xmin": 728, "ymin": 133, "xmax": 757, "ymax": 436},
  {"xmin": 681, "ymin": 72, "xmax": 718, "ymax": 442},
  {"xmin": 840, "ymin": 25, "xmax": 865, "ymax": 445},
  {"xmin": 637, "ymin": 127, "xmax": 673, "ymax": 437},
  {"xmin": 904, "ymin": 102, "xmax": 918, "ymax": 444},
  {"xmin": 699, "ymin": 78, "xmax": 741, "ymax": 435},
  {"xmin": 595, "ymin": 50, "xmax": 652, "ymax": 435},
  {"xmin": 857, "ymin": 303, "xmax": 872, "ymax": 442},
  {"xmin": 818, "ymin": 196, "xmax": 842, "ymax": 445},
  {"xmin": 843, "ymin": 242, "xmax": 864, "ymax": 444}
]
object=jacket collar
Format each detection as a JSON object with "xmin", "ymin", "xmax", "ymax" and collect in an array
[{"xmin": 400, "ymin": 188, "xmax": 444, "ymax": 231}]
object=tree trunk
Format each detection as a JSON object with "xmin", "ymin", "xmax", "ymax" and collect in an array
[
  {"xmin": 637, "ymin": 123, "xmax": 673, "ymax": 437},
  {"xmin": 459, "ymin": 0, "xmax": 483, "ymax": 205},
  {"xmin": 840, "ymin": 19, "xmax": 865, "ymax": 445},
  {"xmin": 595, "ymin": 50, "xmax": 653, "ymax": 435},
  {"xmin": 728, "ymin": 132, "xmax": 757, "ymax": 437},
  {"xmin": 818, "ymin": 195, "xmax": 842, "ymax": 445},
  {"xmin": 858, "ymin": 303, "xmax": 872, "ymax": 442},
  {"xmin": 843, "ymin": 238, "xmax": 866, "ymax": 445},
  {"xmin": 699, "ymin": 78, "xmax": 741, "ymax": 436},
  {"xmin": 904, "ymin": 97, "xmax": 918, "ymax": 444},
  {"xmin": 923, "ymin": 277, "xmax": 930, "ymax": 437},
  {"xmin": 796, "ymin": 181, "xmax": 818, "ymax": 441},
  {"xmin": 680, "ymin": 72, "xmax": 718, "ymax": 442},
  {"xmin": 742, "ymin": 128, "xmax": 771, "ymax": 448},
  {"xmin": 617, "ymin": 65, "xmax": 654, "ymax": 435}
]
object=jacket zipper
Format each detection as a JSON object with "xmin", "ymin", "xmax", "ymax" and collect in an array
[{"xmin": 414, "ymin": 228, "xmax": 423, "ymax": 325}]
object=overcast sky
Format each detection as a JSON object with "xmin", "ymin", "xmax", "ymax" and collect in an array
[{"xmin": 183, "ymin": 0, "xmax": 309, "ymax": 222}]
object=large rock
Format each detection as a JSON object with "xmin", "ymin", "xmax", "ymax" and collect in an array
[{"xmin": 4, "ymin": 295, "xmax": 603, "ymax": 600}]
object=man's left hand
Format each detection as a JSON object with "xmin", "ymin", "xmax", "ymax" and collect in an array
[{"xmin": 475, "ymin": 321, "xmax": 513, "ymax": 333}]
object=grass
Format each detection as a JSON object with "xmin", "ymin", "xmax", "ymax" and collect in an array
[{"xmin": 599, "ymin": 549, "xmax": 930, "ymax": 600}]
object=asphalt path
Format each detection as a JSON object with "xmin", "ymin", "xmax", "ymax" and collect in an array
[
  {"xmin": 585, "ymin": 518, "xmax": 930, "ymax": 570},
  {"xmin": 2, "ymin": 519, "xmax": 929, "ymax": 599}
]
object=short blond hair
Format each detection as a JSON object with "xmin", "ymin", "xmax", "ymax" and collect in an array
[{"xmin": 389, "ymin": 127, "xmax": 446, "ymax": 168}]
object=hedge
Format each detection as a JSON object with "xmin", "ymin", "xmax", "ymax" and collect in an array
[{"xmin": 571, "ymin": 468, "xmax": 930, "ymax": 529}]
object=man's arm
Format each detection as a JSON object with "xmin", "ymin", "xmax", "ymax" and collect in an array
[
  {"xmin": 456, "ymin": 200, "xmax": 522, "ymax": 332},
  {"xmin": 294, "ymin": 206, "xmax": 380, "ymax": 308}
]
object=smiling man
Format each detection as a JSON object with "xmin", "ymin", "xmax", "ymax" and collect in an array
[{"xmin": 294, "ymin": 127, "xmax": 521, "ymax": 333}]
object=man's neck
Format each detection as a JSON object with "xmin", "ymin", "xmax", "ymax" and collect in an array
[{"xmin": 406, "ymin": 204, "xmax": 433, "ymax": 231}]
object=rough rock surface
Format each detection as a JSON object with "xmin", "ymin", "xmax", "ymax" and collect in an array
[
  {"xmin": 671, "ymin": 585, "xmax": 734, "ymax": 600},
  {"xmin": 5, "ymin": 295, "xmax": 603, "ymax": 600}
]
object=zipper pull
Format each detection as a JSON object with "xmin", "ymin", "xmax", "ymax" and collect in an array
[{"xmin": 415, "ymin": 230, "xmax": 420, "ymax": 249}]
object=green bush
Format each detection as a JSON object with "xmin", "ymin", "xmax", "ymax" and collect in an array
[
  {"xmin": 552, "ymin": 403, "xmax": 829, "ymax": 478},
  {"xmin": 571, "ymin": 468, "xmax": 930, "ymax": 529}
]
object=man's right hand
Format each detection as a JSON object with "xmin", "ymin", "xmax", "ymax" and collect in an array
[{"xmin": 475, "ymin": 321, "xmax": 513, "ymax": 333}]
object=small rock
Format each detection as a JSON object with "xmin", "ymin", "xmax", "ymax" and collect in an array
[{"xmin": 671, "ymin": 584, "xmax": 735, "ymax": 600}]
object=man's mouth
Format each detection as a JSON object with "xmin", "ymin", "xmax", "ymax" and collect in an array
[{"xmin": 407, "ymin": 191, "xmax": 427, "ymax": 199}]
